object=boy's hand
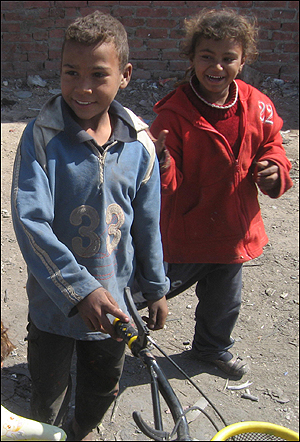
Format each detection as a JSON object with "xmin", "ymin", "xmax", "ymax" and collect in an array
[
  {"xmin": 142, "ymin": 296, "xmax": 168, "ymax": 330},
  {"xmin": 255, "ymin": 160, "xmax": 280, "ymax": 193},
  {"xmin": 77, "ymin": 288, "xmax": 129, "ymax": 340}
]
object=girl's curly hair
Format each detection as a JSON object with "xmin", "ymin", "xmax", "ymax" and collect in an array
[
  {"xmin": 178, "ymin": 8, "xmax": 258, "ymax": 84},
  {"xmin": 62, "ymin": 11, "xmax": 129, "ymax": 70}
]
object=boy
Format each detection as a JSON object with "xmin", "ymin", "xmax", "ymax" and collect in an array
[{"xmin": 11, "ymin": 11, "xmax": 169, "ymax": 440}]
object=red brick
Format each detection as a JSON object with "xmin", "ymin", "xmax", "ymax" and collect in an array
[
  {"xmin": 169, "ymin": 59, "xmax": 190, "ymax": 71},
  {"xmin": 1, "ymin": 23, "xmax": 21, "ymax": 32},
  {"xmin": 146, "ymin": 18, "xmax": 177, "ymax": 28},
  {"xmin": 49, "ymin": 49, "xmax": 63, "ymax": 60},
  {"xmin": 136, "ymin": 28, "xmax": 168, "ymax": 39},
  {"xmin": 45, "ymin": 60, "xmax": 61, "ymax": 71},
  {"xmin": 131, "ymin": 69, "xmax": 151, "ymax": 80},
  {"xmin": 2, "ymin": 33, "xmax": 32, "ymax": 42},
  {"xmin": 272, "ymin": 9, "xmax": 297, "ymax": 19},
  {"xmin": 28, "ymin": 51, "xmax": 47, "ymax": 62},
  {"xmin": 136, "ymin": 7, "xmax": 170, "ymax": 18},
  {"xmin": 33, "ymin": 31, "xmax": 49, "ymax": 41},
  {"xmin": 283, "ymin": 43, "xmax": 299, "ymax": 52},
  {"xmin": 120, "ymin": 18, "xmax": 146, "ymax": 28},
  {"xmin": 49, "ymin": 29, "xmax": 65, "ymax": 39},
  {"xmin": 55, "ymin": 1, "xmax": 88, "ymax": 7},
  {"xmin": 281, "ymin": 22, "xmax": 299, "ymax": 32},
  {"xmin": 23, "ymin": 1, "xmax": 49, "ymax": 8},
  {"xmin": 119, "ymin": 1, "xmax": 151, "ymax": 5},
  {"xmin": 148, "ymin": 39, "xmax": 178, "ymax": 49},
  {"xmin": 255, "ymin": 1, "xmax": 288, "ymax": 7},
  {"xmin": 272, "ymin": 31, "xmax": 294, "ymax": 41},
  {"xmin": 130, "ymin": 49, "xmax": 160, "ymax": 60},
  {"xmin": 1, "ymin": 1, "xmax": 23, "ymax": 10}
]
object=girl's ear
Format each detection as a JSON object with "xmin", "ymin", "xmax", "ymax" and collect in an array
[{"xmin": 120, "ymin": 63, "xmax": 132, "ymax": 89}]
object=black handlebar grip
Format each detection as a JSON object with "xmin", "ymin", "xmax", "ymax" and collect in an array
[{"xmin": 113, "ymin": 318, "xmax": 138, "ymax": 350}]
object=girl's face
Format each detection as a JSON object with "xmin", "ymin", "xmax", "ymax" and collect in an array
[{"xmin": 192, "ymin": 37, "xmax": 245, "ymax": 105}]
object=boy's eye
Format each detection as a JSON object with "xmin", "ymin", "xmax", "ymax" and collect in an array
[
  {"xmin": 93, "ymin": 72, "xmax": 107, "ymax": 78},
  {"xmin": 65, "ymin": 70, "xmax": 78, "ymax": 76}
]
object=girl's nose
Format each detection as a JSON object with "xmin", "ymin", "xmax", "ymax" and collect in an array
[{"xmin": 215, "ymin": 62, "xmax": 224, "ymax": 71}]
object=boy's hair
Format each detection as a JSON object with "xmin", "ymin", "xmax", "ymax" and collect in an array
[
  {"xmin": 62, "ymin": 11, "xmax": 129, "ymax": 70},
  {"xmin": 1, "ymin": 322, "xmax": 15, "ymax": 363},
  {"xmin": 179, "ymin": 8, "xmax": 258, "ymax": 83}
]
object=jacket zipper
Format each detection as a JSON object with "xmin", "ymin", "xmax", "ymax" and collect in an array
[
  {"xmin": 88, "ymin": 140, "xmax": 118, "ymax": 186},
  {"xmin": 201, "ymin": 124, "xmax": 252, "ymax": 260}
]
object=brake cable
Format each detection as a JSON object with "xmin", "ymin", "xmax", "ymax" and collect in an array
[{"xmin": 147, "ymin": 335, "xmax": 228, "ymax": 428}]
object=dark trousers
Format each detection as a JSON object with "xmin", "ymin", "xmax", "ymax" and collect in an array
[
  {"xmin": 166, "ymin": 263, "xmax": 243, "ymax": 361},
  {"xmin": 26, "ymin": 319, "xmax": 125, "ymax": 432}
]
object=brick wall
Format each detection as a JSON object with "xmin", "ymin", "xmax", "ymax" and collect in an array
[{"xmin": 1, "ymin": 1, "xmax": 299, "ymax": 83}]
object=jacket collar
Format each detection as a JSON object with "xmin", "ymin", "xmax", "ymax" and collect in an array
[
  {"xmin": 35, "ymin": 93, "xmax": 148, "ymax": 144},
  {"xmin": 153, "ymin": 79, "xmax": 252, "ymax": 126}
]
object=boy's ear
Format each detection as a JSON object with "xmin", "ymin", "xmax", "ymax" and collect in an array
[{"xmin": 120, "ymin": 63, "xmax": 132, "ymax": 89}]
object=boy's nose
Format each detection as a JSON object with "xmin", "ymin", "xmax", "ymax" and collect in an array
[{"xmin": 76, "ymin": 79, "xmax": 92, "ymax": 93}]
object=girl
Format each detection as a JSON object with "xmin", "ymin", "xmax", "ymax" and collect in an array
[{"xmin": 151, "ymin": 9, "xmax": 293, "ymax": 378}]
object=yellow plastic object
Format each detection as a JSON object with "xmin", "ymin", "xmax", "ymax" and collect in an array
[
  {"xmin": 1, "ymin": 405, "xmax": 66, "ymax": 441},
  {"xmin": 211, "ymin": 421, "xmax": 299, "ymax": 441}
]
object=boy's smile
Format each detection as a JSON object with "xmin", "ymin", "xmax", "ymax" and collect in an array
[
  {"xmin": 192, "ymin": 38, "xmax": 245, "ymax": 105},
  {"xmin": 61, "ymin": 40, "xmax": 131, "ymax": 136}
]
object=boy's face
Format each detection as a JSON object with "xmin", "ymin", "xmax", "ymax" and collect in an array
[
  {"xmin": 192, "ymin": 37, "xmax": 245, "ymax": 105},
  {"xmin": 61, "ymin": 40, "xmax": 132, "ymax": 128}
]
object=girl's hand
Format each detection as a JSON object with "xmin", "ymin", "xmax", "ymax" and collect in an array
[
  {"xmin": 255, "ymin": 160, "xmax": 280, "ymax": 193},
  {"xmin": 142, "ymin": 296, "xmax": 168, "ymax": 330},
  {"xmin": 152, "ymin": 130, "xmax": 169, "ymax": 158},
  {"xmin": 77, "ymin": 288, "xmax": 129, "ymax": 340}
]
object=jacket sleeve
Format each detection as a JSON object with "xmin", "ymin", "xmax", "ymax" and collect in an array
[
  {"xmin": 151, "ymin": 111, "xmax": 184, "ymax": 195},
  {"xmin": 131, "ymin": 155, "xmax": 170, "ymax": 300},
  {"xmin": 11, "ymin": 122, "xmax": 101, "ymax": 317},
  {"xmin": 251, "ymin": 94, "xmax": 293, "ymax": 198}
]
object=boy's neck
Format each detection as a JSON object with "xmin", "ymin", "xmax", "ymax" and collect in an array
[{"xmin": 77, "ymin": 111, "xmax": 113, "ymax": 146}]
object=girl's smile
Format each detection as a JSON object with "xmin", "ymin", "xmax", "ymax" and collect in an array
[{"xmin": 192, "ymin": 38, "xmax": 245, "ymax": 105}]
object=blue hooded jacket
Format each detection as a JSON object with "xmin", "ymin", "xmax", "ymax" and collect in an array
[{"xmin": 11, "ymin": 94, "xmax": 169, "ymax": 340}]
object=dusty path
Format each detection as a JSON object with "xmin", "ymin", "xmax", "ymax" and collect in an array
[{"xmin": 1, "ymin": 78, "xmax": 299, "ymax": 440}]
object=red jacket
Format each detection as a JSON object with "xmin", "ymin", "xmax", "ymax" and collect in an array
[{"xmin": 151, "ymin": 80, "xmax": 293, "ymax": 264}]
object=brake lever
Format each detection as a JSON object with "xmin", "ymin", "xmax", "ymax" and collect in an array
[{"xmin": 124, "ymin": 287, "xmax": 149, "ymax": 350}]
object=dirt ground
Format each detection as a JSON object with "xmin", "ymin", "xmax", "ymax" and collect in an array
[{"xmin": 1, "ymin": 75, "xmax": 299, "ymax": 441}]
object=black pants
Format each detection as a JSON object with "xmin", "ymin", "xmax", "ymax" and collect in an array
[
  {"xmin": 26, "ymin": 319, "xmax": 125, "ymax": 432},
  {"xmin": 166, "ymin": 263, "xmax": 243, "ymax": 361}
]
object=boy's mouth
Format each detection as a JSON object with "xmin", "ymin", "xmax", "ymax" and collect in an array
[{"xmin": 75, "ymin": 100, "xmax": 94, "ymax": 105}]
